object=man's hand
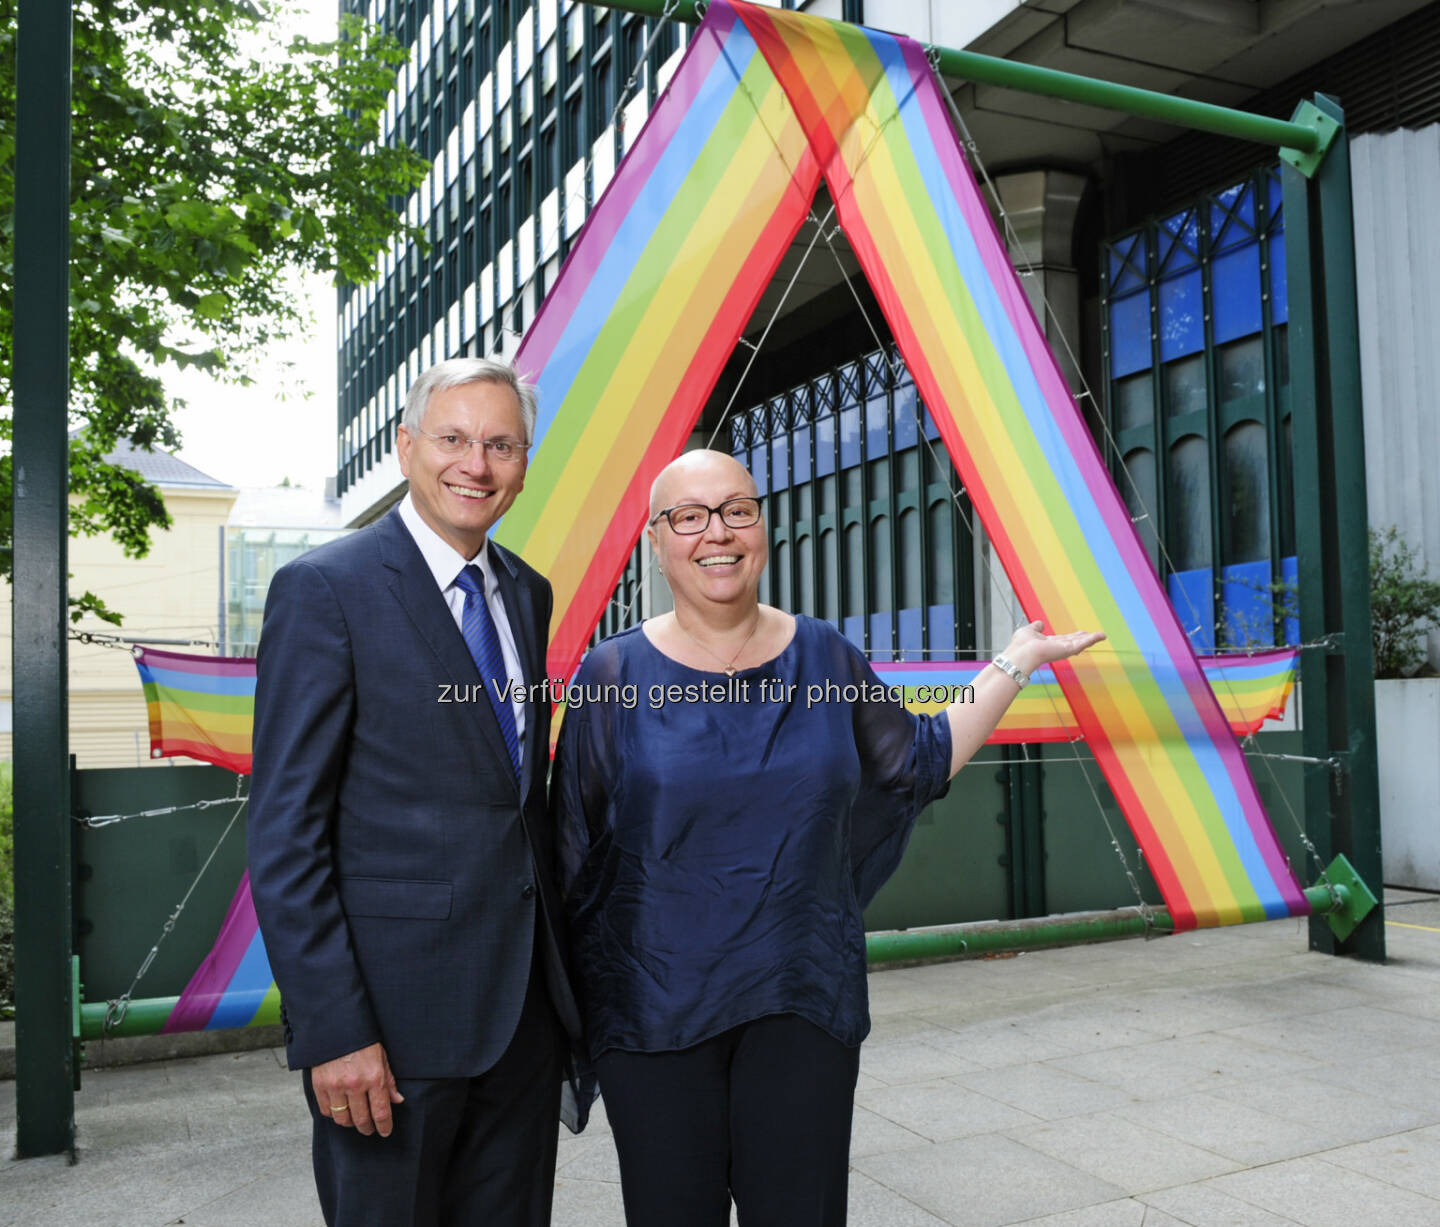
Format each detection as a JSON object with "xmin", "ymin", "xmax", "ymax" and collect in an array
[{"xmin": 312, "ymin": 1042, "xmax": 405, "ymax": 1137}]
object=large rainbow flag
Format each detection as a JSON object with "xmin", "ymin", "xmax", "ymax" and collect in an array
[
  {"xmin": 134, "ymin": 646, "xmax": 254, "ymax": 775},
  {"xmin": 500, "ymin": 0, "xmax": 1307, "ymax": 930}
]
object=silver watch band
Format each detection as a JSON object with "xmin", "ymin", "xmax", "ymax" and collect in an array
[{"xmin": 990, "ymin": 653, "xmax": 1030, "ymax": 689}]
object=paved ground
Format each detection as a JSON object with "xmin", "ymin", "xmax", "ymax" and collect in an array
[{"xmin": 5, "ymin": 890, "xmax": 1440, "ymax": 1227}]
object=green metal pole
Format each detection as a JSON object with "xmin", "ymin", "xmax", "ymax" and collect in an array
[
  {"xmin": 867, "ymin": 882, "xmax": 1352, "ymax": 965},
  {"xmin": 79, "ymin": 878, "xmax": 1361, "ymax": 1038},
  {"xmin": 1311, "ymin": 96, "xmax": 1384, "ymax": 962},
  {"xmin": 1282, "ymin": 97, "xmax": 1384, "ymax": 963},
  {"xmin": 590, "ymin": 0, "xmax": 1322, "ymax": 157},
  {"xmin": 12, "ymin": 0, "xmax": 76, "ymax": 1158}
]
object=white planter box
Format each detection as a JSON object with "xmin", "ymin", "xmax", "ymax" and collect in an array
[{"xmin": 1375, "ymin": 677, "xmax": 1440, "ymax": 890}]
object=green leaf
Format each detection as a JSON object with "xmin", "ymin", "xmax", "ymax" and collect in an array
[{"xmin": 193, "ymin": 292, "xmax": 229, "ymax": 319}]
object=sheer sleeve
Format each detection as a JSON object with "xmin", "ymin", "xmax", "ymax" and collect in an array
[
  {"xmin": 838, "ymin": 635, "xmax": 953, "ymax": 908},
  {"xmin": 552, "ymin": 639, "xmax": 621, "ymax": 910}
]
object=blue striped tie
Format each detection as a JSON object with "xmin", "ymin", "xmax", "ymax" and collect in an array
[{"xmin": 453, "ymin": 564, "xmax": 521, "ymax": 780}]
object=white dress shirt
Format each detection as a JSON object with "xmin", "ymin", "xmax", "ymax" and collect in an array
[{"xmin": 397, "ymin": 494, "xmax": 527, "ymax": 750}]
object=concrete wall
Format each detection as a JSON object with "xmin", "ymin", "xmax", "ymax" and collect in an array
[
  {"xmin": 1353, "ymin": 125, "xmax": 1440, "ymax": 671},
  {"xmin": 1375, "ymin": 678, "xmax": 1440, "ymax": 890}
]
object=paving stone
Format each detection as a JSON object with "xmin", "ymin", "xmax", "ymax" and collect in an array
[
  {"xmin": 1006, "ymin": 1111, "xmax": 1240, "ymax": 1193},
  {"xmin": 854, "ymin": 1132, "xmax": 1124, "ymax": 1227},
  {"xmin": 1009, "ymin": 1198, "xmax": 1174, "ymax": 1226},
  {"xmin": 856, "ymin": 1079, "xmax": 1038, "ymax": 1142},
  {"xmin": 860, "ymin": 1038, "xmax": 986, "ymax": 1085},
  {"xmin": 952, "ymin": 1061, "xmax": 1137, "ymax": 1120},
  {"xmin": 1113, "ymin": 1091, "xmax": 1353, "ymax": 1167},
  {"xmin": 1141, "ymin": 1180, "xmax": 1310, "ymax": 1225},
  {"xmin": 846, "ymin": 1170, "xmax": 952, "ymax": 1226},
  {"xmin": 848, "ymin": 1103, "xmax": 933, "ymax": 1158},
  {"xmin": 1316, "ymin": 1125, "xmax": 1440, "ymax": 1201},
  {"xmin": 1208, "ymin": 1154, "xmax": 1440, "ymax": 1226}
]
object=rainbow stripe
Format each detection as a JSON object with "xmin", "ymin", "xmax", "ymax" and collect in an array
[
  {"xmin": 162, "ymin": 870, "xmax": 280, "ymax": 1033},
  {"xmin": 503, "ymin": 2, "xmax": 820, "ymax": 681},
  {"xmin": 502, "ymin": 0, "xmax": 1306, "ymax": 930},
  {"xmin": 877, "ymin": 650, "xmax": 1297, "ymax": 742},
  {"xmin": 134, "ymin": 647, "xmax": 254, "ymax": 775}
]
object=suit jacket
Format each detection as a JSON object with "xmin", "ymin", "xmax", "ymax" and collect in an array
[{"xmin": 247, "ymin": 507, "xmax": 581, "ymax": 1078}]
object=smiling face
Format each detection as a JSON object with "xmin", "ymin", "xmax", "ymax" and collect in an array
[
  {"xmin": 396, "ymin": 379, "xmax": 528, "ymax": 558},
  {"xmin": 647, "ymin": 450, "xmax": 767, "ymax": 615}
]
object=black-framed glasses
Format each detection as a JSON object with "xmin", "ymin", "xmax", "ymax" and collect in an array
[
  {"xmin": 411, "ymin": 427, "xmax": 528, "ymax": 464},
  {"xmin": 649, "ymin": 497, "xmax": 762, "ymax": 535}
]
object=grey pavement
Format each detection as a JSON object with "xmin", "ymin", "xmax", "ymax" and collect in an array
[{"xmin": 5, "ymin": 889, "xmax": 1440, "ymax": 1226}]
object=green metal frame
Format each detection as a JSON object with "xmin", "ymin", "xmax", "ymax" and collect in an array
[
  {"xmin": 1282, "ymin": 95, "xmax": 1384, "ymax": 961},
  {"xmin": 12, "ymin": 0, "xmax": 76, "ymax": 1159}
]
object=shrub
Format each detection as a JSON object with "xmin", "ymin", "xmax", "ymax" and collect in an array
[{"xmin": 1370, "ymin": 525, "xmax": 1440, "ymax": 678}]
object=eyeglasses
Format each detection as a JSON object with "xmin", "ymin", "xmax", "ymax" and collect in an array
[
  {"xmin": 411, "ymin": 427, "xmax": 528, "ymax": 464},
  {"xmin": 649, "ymin": 497, "xmax": 762, "ymax": 535}
]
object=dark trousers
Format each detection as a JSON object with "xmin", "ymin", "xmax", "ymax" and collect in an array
[
  {"xmin": 594, "ymin": 1013, "xmax": 861, "ymax": 1227},
  {"xmin": 304, "ymin": 955, "xmax": 564, "ymax": 1227}
]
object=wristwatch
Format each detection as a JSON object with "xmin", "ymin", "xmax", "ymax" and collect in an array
[{"xmin": 990, "ymin": 653, "xmax": 1029, "ymax": 689}]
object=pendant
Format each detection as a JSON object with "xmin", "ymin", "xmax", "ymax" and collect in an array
[{"xmin": 724, "ymin": 666, "xmax": 737, "ymax": 677}]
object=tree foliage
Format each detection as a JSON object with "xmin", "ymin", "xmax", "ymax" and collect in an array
[
  {"xmin": 0, "ymin": 0, "xmax": 425, "ymax": 621},
  {"xmin": 1369, "ymin": 525, "xmax": 1440, "ymax": 679}
]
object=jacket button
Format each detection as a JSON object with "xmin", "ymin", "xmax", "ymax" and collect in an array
[{"xmin": 521, "ymin": 883, "xmax": 537, "ymax": 900}]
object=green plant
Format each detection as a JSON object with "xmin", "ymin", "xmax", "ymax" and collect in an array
[{"xmin": 1369, "ymin": 525, "xmax": 1440, "ymax": 678}]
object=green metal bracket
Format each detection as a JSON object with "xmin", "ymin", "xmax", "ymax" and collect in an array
[
  {"xmin": 1279, "ymin": 100, "xmax": 1342, "ymax": 179},
  {"xmin": 1318, "ymin": 854, "xmax": 1378, "ymax": 943}
]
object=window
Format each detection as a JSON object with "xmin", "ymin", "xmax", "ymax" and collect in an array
[{"xmin": 1103, "ymin": 167, "xmax": 1292, "ymax": 651}]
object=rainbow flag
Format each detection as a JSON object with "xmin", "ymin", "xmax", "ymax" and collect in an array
[
  {"xmin": 162, "ymin": 870, "xmax": 280, "ymax": 1033},
  {"xmin": 502, "ymin": 0, "xmax": 1307, "ymax": 930},
  {"xmin": 134, "ymin": 646, "xmax": 254, "ymax": 775},
  {"xmin": 876, "ymin": 649, "xmax": 1298, "ymax": 742}
]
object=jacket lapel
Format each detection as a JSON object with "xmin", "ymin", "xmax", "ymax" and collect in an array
[
  {"xmin": 488, "ymin": 540, "xmax": 544, "ymax": 794},
  {"xmin": 375, "ymin": 511, "xmax": 520, "ymax": 796}
]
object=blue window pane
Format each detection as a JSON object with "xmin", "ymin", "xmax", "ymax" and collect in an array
[
  {"xmin": 869, "ymin": 612, "xmax": 893, "ymax": 663},
  {"xmin": 1280, "ymin": 554, "xmax": 1299, "ymax": 645},
  {"xmin": 1212, "ymin": 243, "xmax": 1262, "ymax": 345},
  {"xmin": 926, "ymin": 602, "xmax": 955, "ymax": 658},
  {"xmin": 894, "ymin": 382, "xmax": 917, "ymax": 451},
  {"xmin": 842, "ymin": 614, "xmax": 865, "ymax": 652},
  {"xmin": 839, "ymin": 405, "xmax": 861, "ymax": 469},
  {"xmin": 1222, "ymin": 559, "xmax": 1274, "ymax": 649},
  {"xmin": 921, "ymin": 404, "xmax": 940, "ymax": 441},
  {"xmin": 1168, "ymin": 568, "xmax": 1215, "ymax": 653},
  {"xmin": 815, "ymin": 414, "xmax": 835, "ymax": 479},
  {"xmin": 770, "ymin": 432, "xmax": 789, "ymax": 494},
  {"xmin": 897, "ymin": 607, "xmax": 923, "ymax": 659},
  {"xmin": 1159, "ymin": 208, "xmax": 1199, "ymax": 275},
  {"xmin": 750, "ymin": 445, "xmax": 768, "ymax": 496},
  {"xmin": 1159, "ymin": 268, "xmax": 1203, "ymax": 361},
  {"xmin": 1110, "ymin": 293, "xmax": 1152, "ymax": 377},
  {"xmin": 793, "ymin": 423, "xmax": 811, "ymax": 485},
  {"xmin": 1109, "ymin": 231, "xmax": 1146, "ymax": 295},
  {"xmin": 1269, "ymin": 231, "xmax": 1287, "ymax": 326},
  {"xmin": 866, "ymin": 392, "xmax": 888, "ymax": 457},
  {"xmin": 1210, "ymin": 181, "xmax": 1254, "ymax": 251}
]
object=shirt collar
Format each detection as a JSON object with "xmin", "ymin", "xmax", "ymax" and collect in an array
[{"xmin": 397, "ymin": 493, "xmax": 493, "ymax": 593}]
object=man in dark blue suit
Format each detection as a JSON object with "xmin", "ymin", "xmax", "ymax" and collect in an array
[{"xmin": 248, "ymin": 357, "xmax": 580, "ymax": 1226}]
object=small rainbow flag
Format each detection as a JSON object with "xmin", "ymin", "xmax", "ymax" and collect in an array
[
  {"xmin": 161, "ymin": 870, "xmax": 280, "ymax": 1033},
  {"xmin": 133, "ymin": 646, "xmax": 254, "ymax": 775},
  {"xmin": 876, "ymin": 649, "xmax": 1297, "ymax": 742}
]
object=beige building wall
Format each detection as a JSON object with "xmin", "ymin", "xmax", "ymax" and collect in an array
[{"xmin": 0, "ymin": 483, "xmax": 238, "ymax": 767}]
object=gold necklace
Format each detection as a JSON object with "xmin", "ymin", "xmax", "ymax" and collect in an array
[{"xmin": 676, "ymin": 611, "xmax": 762, "ymax": 677}]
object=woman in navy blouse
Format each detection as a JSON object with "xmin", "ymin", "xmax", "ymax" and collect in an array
[{"xmin": 553, "ymin": 449, "xmax": 1103, "ymax": 1227}]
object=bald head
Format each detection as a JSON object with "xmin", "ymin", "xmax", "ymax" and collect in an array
[{"xmin": 649, "ymin": 450, "xmax": 759, "ymax": 519}]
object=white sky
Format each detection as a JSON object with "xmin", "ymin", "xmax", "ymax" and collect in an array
[{"xmin": 172, "ymin": 1, "xmax": 351, "ymax": 493}]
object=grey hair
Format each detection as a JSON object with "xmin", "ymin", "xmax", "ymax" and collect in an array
[{"xmin": 401, "ymin": 357, "xmax": 538, "ymax": 444}]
